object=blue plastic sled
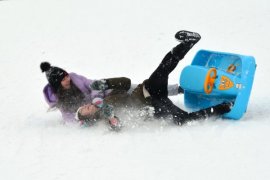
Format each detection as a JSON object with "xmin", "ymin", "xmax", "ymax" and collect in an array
[{"xmin": 180, "ymin": 50, "xmax": 256, "ymax": 120}]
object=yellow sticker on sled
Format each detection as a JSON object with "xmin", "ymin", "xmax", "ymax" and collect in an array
[{"xmin": 219, "ymin": 76, "xmax": 234, "ymax": 90}]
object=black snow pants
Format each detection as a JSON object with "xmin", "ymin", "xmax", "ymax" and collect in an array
[{"xmin": 145, "ymin": 43, "xmax": 227, "ymax": 124}]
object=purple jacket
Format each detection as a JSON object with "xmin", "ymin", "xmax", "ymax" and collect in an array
[{"xmin": 43, "ymin": 72, "xmax": 112, "ymax": 122}]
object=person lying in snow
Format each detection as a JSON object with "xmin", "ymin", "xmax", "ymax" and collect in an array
[
  {"xmin": 40, "ymin": 61, "xmax": 131, "ymax": 122},
  {"xmin": 75, "ymin": 30, "xmax": 232, "ymax": 129},
  {"xmin": 41, "ymin": 61, "xmax": 181, "ymax": 123}
]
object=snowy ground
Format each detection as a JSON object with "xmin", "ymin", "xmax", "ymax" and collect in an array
[{"xmin": 0, "ymin": 0, "xmax": 270, "ymax": 179}]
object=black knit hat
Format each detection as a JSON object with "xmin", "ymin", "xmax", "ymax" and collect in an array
[{"xmin": 40, "ymin": 62, "xmax": 68, "ymax": 91}]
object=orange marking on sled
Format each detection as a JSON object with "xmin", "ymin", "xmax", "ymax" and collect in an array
[{"xmin": 219, "ymin": 76, "xmax": 234, "ymax": 90}]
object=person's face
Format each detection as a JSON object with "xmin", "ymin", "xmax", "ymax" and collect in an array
[
  {"xmin": 61, "ymin": 75, "xmax": 71, "ymax": 89},
  {"xmin": 79, "ymin": 104, "xmax": 99, "ymax": 116}
]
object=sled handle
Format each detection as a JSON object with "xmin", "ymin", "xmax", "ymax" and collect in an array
[{"xmin": 204, "ymin": 68, "xmax": 217, "ymax": 94}]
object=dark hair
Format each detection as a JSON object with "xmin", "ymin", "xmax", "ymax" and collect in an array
[{"xmin": 56, "ymin": 81, "xmax": 85, "ymax": 112}]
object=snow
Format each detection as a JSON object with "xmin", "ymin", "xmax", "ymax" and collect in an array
[{"xmin": 0, "ymin": 0, "xmax": 270, "ymax": 179}]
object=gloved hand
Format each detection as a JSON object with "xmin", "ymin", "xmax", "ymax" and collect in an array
[
  {"xmin": 90, "ymin": 79, "xmax": 108, "ymax": 91},
  {"xmin": 92, "ymin": 97, "xmax": 114, "ymax": 118},
  {"xmin": 101, "ymin": 104, "xmax": 114, "ymax": 119},
  {"xmin": 108, "ymin": 116, "xmax": 121, "ymax": 131}
]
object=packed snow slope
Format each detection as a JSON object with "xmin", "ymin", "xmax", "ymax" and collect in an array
[{"xmin": 0, "ymin": 0, "xmax": 270, "ymax": 179}]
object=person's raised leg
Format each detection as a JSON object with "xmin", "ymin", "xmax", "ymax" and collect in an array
[{"xmin": 145, "ymin": 30, "xmax": 201, "ymax": 98}]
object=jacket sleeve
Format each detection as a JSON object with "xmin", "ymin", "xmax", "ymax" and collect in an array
[
  {"xmin": 69, "ymin": 72, "xmax": 95, "ymax": 91},
  {"xmin": 43, "ymin": 84, "xmax": 58, "ymax": 108}
]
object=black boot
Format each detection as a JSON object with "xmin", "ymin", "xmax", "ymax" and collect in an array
[
  {"xmin": 175, "ymin": 30, "xmax": 201, "ymax": 47},
  {"xmin": 200, "ymin": 102, "xmax": 233, "ymax": 118},
  {"xmin": 211, "ymin": 102, "xmax": 233, "ymax": 115},
  {"xmin": 171, "ymin": 31, "xmax": 201, "ymax": 59}
]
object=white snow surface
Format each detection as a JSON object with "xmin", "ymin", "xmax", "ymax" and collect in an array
[{"xmin": 0, "ymin": 0, "xmax": 270, "ymax": 179}]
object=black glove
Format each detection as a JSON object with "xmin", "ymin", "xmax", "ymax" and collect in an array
[{"xmin": 90, "ymin": 79, "xmax": 108, "ymax": 91}]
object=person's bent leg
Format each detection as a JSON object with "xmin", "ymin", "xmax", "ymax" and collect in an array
[{"xmin": 173, "ymin": 102, "xmax": 233, "ymax": 125}]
